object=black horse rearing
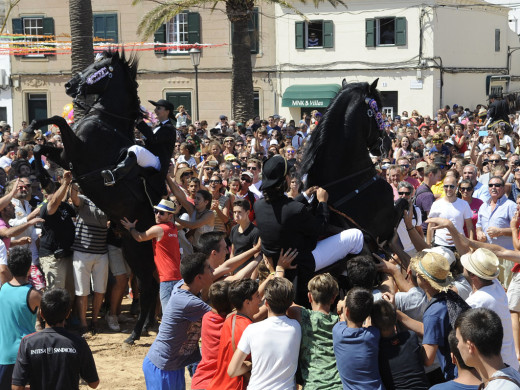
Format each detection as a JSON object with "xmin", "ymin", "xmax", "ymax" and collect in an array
[
  {"xmin": 20, "ymin": 50, "xmax": 166, "ymax": 344},
  {"xmin": 300, "ymin": 79, "xmax": 403, "ymax": 245}
]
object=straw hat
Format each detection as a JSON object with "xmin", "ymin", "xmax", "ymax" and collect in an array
[
  {"xmin": 478, "ymin": 107, "xmax": 488, "ymax": 118},
  {"xmin": 424, "ymin": 246, "xmax": 456, "ymax": 266},
  {"xmin": 175, "ymin": 166, "xmax": 194, "ymax": 183},
  {"xmin": 460, "ymin": 248, "xmax": 499, "ymax": 280},
  {"xmin": 154, "ymin": 199, "xmax": 177, "ymax": 214},
  {"xmin": 411, "ymin": 252, "xmax": 454, "ymax": 292}
]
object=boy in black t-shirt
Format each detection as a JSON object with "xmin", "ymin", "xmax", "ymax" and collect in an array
[
  {"xmin": 229, "ymin": 199, "xmax": 259, "ymax": 272},
  {"xmin": 12, "ymin": 289, "xmax": 99, "ymax": 390}
]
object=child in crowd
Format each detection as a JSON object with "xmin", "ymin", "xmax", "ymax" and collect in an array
[
  {"xmin": 11, "ymin": 288, "xmax": 99, "ymax": 390},
  {"xmin": 230, "ymin": 199, "xmax": 260, "ymax": 273},
  {"xmin": 371, "ymin": 299, "xmax": 428, "ymax": 390},
  {"xmin": 333, "ymin": 287, "xmax": 383, "ymax": 390},
  {"xmin": 228, "ymin": 277, "xmax": 301, "ymax": 389},
  {"xmin": 208, "ymin": 278, "xmax": 260, "ymax": 390},
  {"xmin": 287, "ymin": 273, "xmax": 342, "ymax": 389},
  {"xmin": 192, "ymin": 281, "xmax": 233, "ymax": 390}
]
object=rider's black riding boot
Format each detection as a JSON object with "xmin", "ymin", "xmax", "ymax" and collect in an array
[{"xmin": 101, "ymin": 151, "xmax": 137, "ymax": 186}]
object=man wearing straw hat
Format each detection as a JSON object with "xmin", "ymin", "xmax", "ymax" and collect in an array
[
  {"xmin": 460, "ymin": 248, "xmax": 519, "ymax": 370},
  {"xmin": 121, "ymin": 199, "xmax": 181, "ymax": 310},
  {"xmin": 397, "ymin": 251, "xmax": 457, "ymax": 382}
]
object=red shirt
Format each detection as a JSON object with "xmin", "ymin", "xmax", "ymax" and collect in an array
[
  {"xmin": 513, "ymin": 227, "xmax": 520, "ymax": 273},
  {"xmin": 405, "ymin": 176, "xmax": 420, "ymax": 190},
  {"xmin": 192, "ymin": 311, "xmax": 226, "ymax": 389},
  {"xmin": 152, "ymin": 222, "xmax": 181, "ymax": 282},
  {"xmin": 207, "ymin": 313, "xmax": 252, "ymax": 390}
]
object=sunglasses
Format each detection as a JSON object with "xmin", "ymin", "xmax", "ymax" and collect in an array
[
  {"xmin": 236, "ymin": 143, "xmax": 244, "ymax": 147},
  {"xmin": 514, "ymin": 168, "xmax": 520, "ymax": 173},
  {"xmin": 433, "ymin": 140, "xmax": 443, "ymax": 144},
  {"xmin": 154, "ymin": 209, "xmax": 168, "ymax": 216},
  {"xmin": 399, "ymin": 164, "xmax": 409, "ymax": 169},
  {"xmin": 459, "ymin": 187, "xmax": 473, "ymax": 192},
  {"xmin": 489, "ymin": 159, "xmax": 501, "ymax": 164},
  {"xmin": 286, "ymin": 150, "xmax": 295, "ymax": 154},
  {"xmin": 484, "ymin": 151, "xmax": 493, "ymax": 155},
  {"xmin": 209, "ymin": 180, "xmax": 222, "ymax": 184},
  {"xmin": 204, "ymin": 167, "xmax": 215, "ymax": 171},
  {"xmin": 443, "ymin": 184, "xmax": 456, "ymax": 189},
  {"xmin": 488, "ymin": 183, "xmax": 504, "ymax": 188},
  {"xmin": 240, "ymin": 157, "xmax": 248, "ymax": 161},
  {"xmin": 247, "ymin": 166, "xmax": 258, "ymax": 171},
  {"xmin": 17, "ymin": 185, "xmax": 28, "ymax": 189},
  {"xmin": 398, "ymin": 191, "xmax": 411, "ymax": 196}
]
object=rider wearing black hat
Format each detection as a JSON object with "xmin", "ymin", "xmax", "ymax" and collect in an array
[
  {"xmin": 254, "ymin": 155, "xmax": 364, "ymax": 306},
  {"xmin": 487, "ymin": 94, "xmax": 510, "ymax": 125},
  {"xmin": 101, "ymin": 99, "xmax": 176, "ymax": 187}
]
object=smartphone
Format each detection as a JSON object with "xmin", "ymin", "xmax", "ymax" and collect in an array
[{"xmin": 479, "ymin": 130, "xmax": 488, "ymax": 137}]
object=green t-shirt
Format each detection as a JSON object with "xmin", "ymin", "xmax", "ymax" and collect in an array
[{"xmin": 299, "ymin": 308, "xmax": 342, "ymax": 390}]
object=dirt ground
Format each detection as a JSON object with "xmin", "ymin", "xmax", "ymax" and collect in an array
[{"xmin": 78, "ymin": 296, "xmax": 192, "ymax": 390}]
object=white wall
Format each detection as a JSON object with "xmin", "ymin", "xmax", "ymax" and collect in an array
[{"xmin": 0, "ymin": 42, "xmax": 13, "ymax": 127}]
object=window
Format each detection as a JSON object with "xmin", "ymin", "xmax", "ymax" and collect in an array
[
  {"xmin": 12, "ymin": 17, "xmax": 55, "ymax": 57},
  {"xmin": 295, "ymin": 20, "xmax": 334, "ymax": 49},
  {"xmin": 495, "ymin": 29, "xmax": 500, "ymax": 52},
  {"xmin": 0, "ymin": 107, "xmax": 6, "ymax": 122},
  {"xmin": 253, "ymin": 90, "xmax": 260, "ymax": 118},
  {"xmin": 93, "ymin": 14, "xmax": 118, "ymax": 44},
  {"xmin": 154, "ymin": 12, "xmax": 200, "ymax": 56},
  {"xmin": 366, "ymin": 17, "xmax": 406, "ymax": 47},
  {"xmin": 231, "ymin": 8, "xmax": 259, "ymax": 54}
]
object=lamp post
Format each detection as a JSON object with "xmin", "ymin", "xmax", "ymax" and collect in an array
[{"xmin": 189, "ymin": 48, "xmax": 201, "ymax": 120}]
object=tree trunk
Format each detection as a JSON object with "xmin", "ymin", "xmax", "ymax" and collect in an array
[
  {"xmin": 230, "ymin": 17, "xmax": 254, "ymax": 123},
  {"xmin": 69, "ymin": 0, "xmax": 93, "ymax": 120}
]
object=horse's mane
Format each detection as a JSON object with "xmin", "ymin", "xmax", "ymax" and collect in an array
[
  {"xmin": 101, "ymin": 48, "xmax": 140, "ymax": 114},
  {"xmin": 300, "ymin": 82, "xmax": 373, "ymax": 178}
]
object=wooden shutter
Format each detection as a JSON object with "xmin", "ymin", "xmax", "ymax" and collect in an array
[
  {"xmin": 154, "ymin": 24, "xmax": 166, "ymax": 55},
  {"xmin": 295, "ymin": 21, "xmax": 304, "ymax": 49},
  {"xmin": 187, "ymin": 12, "xmax": 200, "ymax": 44},
  {"xmin": 12, "ymin": 18, "xmax": 23, "ymax": 57},
  {"xmin": 42, "ymin": 17, "xmax": 55, "ymax": 56},
  {"xmin": 365, "ymin": 19, "xmax": 375, "ymax": 47},
  {"xmin": 395, "ymin": 17, "xmax": 406, "ymax": 46},
  {"xmin": 94, "ymin": 14, "xmax": 118, "ymax": 44},
  {"xmin": 323, "ymin": 20, "xmax": 333, "ymax": 48}
]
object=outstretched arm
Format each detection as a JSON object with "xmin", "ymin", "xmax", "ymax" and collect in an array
[{"xmin": 120, "ymin": 217, "xmax": 163, "ymax": 242}]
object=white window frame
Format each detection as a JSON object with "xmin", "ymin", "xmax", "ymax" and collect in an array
[
  {"xmin": 166, "ymin": 13, "xmax": 188, "ymax": 54},
  {"xmin": 23, "ymin": 17, "xmax": 45, "ymax": 57},
  {"xmin": 375, "ymin": 18, "xmax": 395, "ymax": 46}
]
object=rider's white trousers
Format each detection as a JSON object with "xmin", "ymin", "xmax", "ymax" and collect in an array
[
  {"xmin": 128, "ymin": 145, "xmax": 161, "ymax": 170},
  {"xmin": 313, "ymin": 228, "xmax": 364, "ymax": 271}
]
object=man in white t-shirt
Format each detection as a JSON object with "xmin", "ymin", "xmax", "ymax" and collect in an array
[
  {"xmin": 461, "ymin": 248, "xmax": 519, "ymax": 370},
  {"xmin": 427, "ymin": 175, "xmax": 474, "ymax": 249},
  {"xmin": 228, "ymin": 277, "xmax": 301, "ymax": 389}
]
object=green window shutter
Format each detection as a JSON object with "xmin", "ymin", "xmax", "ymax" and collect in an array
[
  {"xmin": 395, "ymin": 17, "xmax": 406, "ymax": 46},
  {"xmin": 12, "ymin": 18, "xmax": 23, "ymax": 57},
  {"xmin": 154, "ymin": 24, "xmax": 166, "ymax": 55},
  {"xmin": 42, "ymin": 17, "xmax": 55, "ymax": 56},
  {"xmin": 187, "ymin": 12, "xmax": 200, "ymax": 44},
  {"xmin": 365, "ymin": 19, "xmax": 375, "ymax": 47},
  {"xmin": 94, "ymin": 14, "xmax": 118, "ymax": 43},
  {"xmin": 248, "ymin": 8, "xmax": 259, "ymax": 54},
  {"xmin": 323, "ymin": 20, "xmax": 333, "ymax": 48},
  {"xmin": 295, "ymin": 21, "xmax": 304, "ymax": 49}
]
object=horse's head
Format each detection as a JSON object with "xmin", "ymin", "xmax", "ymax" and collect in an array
[{"xmin": 65, "ymin": 52, "xmax": 117, "ymax": 98}]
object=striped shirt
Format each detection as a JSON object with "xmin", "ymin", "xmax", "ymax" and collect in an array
[{"xmin": 71, "ymin": 195, "xmax": 108, "ymax": 254}]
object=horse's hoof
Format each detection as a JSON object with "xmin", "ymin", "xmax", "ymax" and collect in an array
[{"xmin": 123, "ymin": 336, "xmax": 135, "ymax": 345}]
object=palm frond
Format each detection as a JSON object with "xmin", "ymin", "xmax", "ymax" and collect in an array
[{"xmin": 135, "ymin": 0, "xmax": 213, "ymax": 38}]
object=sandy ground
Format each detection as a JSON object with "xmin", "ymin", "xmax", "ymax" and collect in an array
[{"xmin": 78, "ymin": 296, "xmax": 192, "ymax": 390}]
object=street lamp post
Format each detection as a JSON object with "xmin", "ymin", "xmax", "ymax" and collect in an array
[{"xmin": 189, "ymin": 48, "xmax": 201, "ymax": 120}]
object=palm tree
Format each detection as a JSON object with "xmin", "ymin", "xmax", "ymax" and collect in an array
[
  {"xmin": 132, "ymin": 0, "xmax": 344, "ymax": 122},
  {"xmin": 69, "ymin": 0, "xmax": 94, "ymax": 120}
]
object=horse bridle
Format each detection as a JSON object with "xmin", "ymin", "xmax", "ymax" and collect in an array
[{"xmin": 365, "ymin": 97, "xmax": 387, "ymax": 156}]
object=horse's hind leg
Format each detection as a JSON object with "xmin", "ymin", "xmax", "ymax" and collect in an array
[{"xmin": 124, "ymin": 273, "xmax": 158, "ymax": 345}]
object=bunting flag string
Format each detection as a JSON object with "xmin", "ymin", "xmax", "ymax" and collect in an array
[{"xmin": 0, "ymin": 33, "xmax": 225, "ymax": 55}]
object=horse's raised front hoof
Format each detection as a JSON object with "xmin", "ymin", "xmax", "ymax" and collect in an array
[{"xmin": 124, "ymin": 331, "xmax": 139, "ymax": 345}]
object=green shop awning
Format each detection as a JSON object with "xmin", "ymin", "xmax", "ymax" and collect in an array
[{"xmin": 281, "ymin": 84, "xmax": 341, "ymax": 108}]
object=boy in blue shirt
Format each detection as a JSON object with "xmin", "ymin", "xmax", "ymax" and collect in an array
[{"xmin": 333, "ymin": 287, "xmax": 384, "ymax": 390}]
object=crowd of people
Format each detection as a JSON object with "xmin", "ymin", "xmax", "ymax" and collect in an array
[{"xmin": 2, "ymin": 97, "xmax": 520, "ymax": 389}]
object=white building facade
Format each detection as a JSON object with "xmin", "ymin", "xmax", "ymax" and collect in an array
[{"xmin": 275, "ymin": 0, "xmax": 520, "ymax": 119}]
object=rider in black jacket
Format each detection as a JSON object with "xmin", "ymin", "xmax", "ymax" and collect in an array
[
  {"xmin": 101, "ymin": 99, "xmax": 176, "ymax": 186},
  {"xmin": 487, "ymin": 94, "xmax": 510, "ymax": 124}
]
